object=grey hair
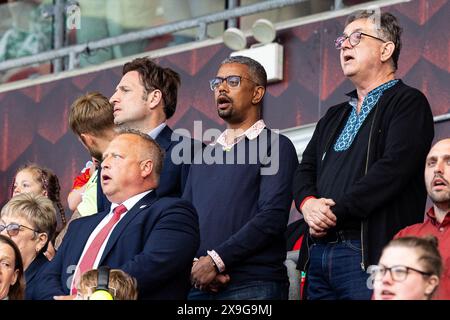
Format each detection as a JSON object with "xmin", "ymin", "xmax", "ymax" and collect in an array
[
  {"xmin": 345, "ymin": 10, "xmax": 402, "ymax": 70},
  {"xmin": 220, "ymin": 56, "xmax": 267, "ymax": 88},
  {"xmin": 1, "ymin": 193, "xmax": 57, "ymax": 247}
]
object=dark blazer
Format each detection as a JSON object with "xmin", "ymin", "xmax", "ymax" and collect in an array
[
  {"xmin": 35, "ymin": 192, "xmax": 200, "ymax": 300},
  {"xmin": 293, "ymin": 80, "xmax": 434, "ymax": 266},
  {"xmin": 97, "ymin": 125, "xmax": 201, "ymax": 213},
  {"xmin": 25, "ymin": 252, "xmax": 49, "ymax": 300}
]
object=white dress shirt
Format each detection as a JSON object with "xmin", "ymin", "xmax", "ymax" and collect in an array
[{"xmin": 148, "ymin": 122, "xmax": 166, "ymax": 139}]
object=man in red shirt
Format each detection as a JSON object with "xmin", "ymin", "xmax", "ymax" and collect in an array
[{"xmin": 395, "ymin": 138, "xmax": 450, "ymax": 299}]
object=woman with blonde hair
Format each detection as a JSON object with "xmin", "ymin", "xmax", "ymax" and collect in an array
[{"xmin": 1, "ymin": 193, "xmax": 57, "ymax": 299}]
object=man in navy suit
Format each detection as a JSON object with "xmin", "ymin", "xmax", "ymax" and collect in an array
[
  {"xmin": 35, "ymin": 129, "xmax": 199, "ymax": 300},
  {"xmin": 97, "ymin": 57, "xmax": 200, "ymax": 213}
]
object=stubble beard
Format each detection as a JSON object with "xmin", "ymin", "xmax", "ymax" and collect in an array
[
  {"xmin": 429, "ymin": 190, "xmax": 450, "ymax": 205},
  {"xmin": 218, "ymin": 108, "xmax": 232, "ymax": 120}
]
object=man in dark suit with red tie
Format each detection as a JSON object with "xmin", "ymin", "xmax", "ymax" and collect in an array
[{"xmin": 35, "ymin": 129, "xmax": 200, "ymax": 300}]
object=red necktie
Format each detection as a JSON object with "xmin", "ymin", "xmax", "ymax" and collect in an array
[{"xmin": 71, "ymin": 204, "xmax": 127, "ymax": 294}]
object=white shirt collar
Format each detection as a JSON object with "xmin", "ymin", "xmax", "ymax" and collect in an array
[
  {"xmin": 110, "ymin": 190, "xmax": 152, "ymax": 214},
  {"xmin": 213, "ymin": 119, "xmax": 266, "ymax": 150},
  {"xmin": 148, "ymin": 122, "xmax": 166, "ymax": 139}
]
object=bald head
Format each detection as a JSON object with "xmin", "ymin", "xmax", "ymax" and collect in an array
[
  {"xmin": 429, "ymin": 139, "xmax": 450, "ymax": 152},
  {"xmin": 100, "ymin": 129, "xmax": 164, "ymax": 204},
  {"xmin": 118, "ymin": 129, "xmax": 164, "ymax": 177},
  {"xmin": 424, "ymin": 138, "xmax": 450, "ymax": 206}
]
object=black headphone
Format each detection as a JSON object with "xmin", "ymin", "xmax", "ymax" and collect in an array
[{"xmin": 90, "ymin": 266, "xmax": 114, "ymax": 300}]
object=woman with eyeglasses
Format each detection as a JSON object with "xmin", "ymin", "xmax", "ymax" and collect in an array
[
  {"xmin": 0, "ymin": 234, "xmax": 25, "ymax": 300},
  {"xmin": 11, "ymin": 163, "xmax": 66, "ymax": 260},
  {"xmin": 0, "ymin": 193, "xmax": 57, "ymax": 300},
  {"xmin": 372, "ymin": 236, "xmax": 442, "ymax": 300}
]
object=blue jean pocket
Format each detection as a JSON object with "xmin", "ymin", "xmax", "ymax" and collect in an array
[{"xmin": 342, "ymin": 240, "xmax": 362, "ymax": 252}]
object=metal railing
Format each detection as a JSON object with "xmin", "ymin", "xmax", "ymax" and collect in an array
[
  {"xmin": 0, "ymin": 0, "xmax": 307, "ymax": 73},
  {"xmin": 434, "ymin": 113, "xmax": 450, "ymax": 123}
]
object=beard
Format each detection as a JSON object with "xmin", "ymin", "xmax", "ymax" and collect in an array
[
  {"xmin": 218, "ymin": 108, "xmax": 243, "ymax": 125},
  {"xmin": 218, "ymin": 108, "xmax": 232, "ymax": 119},
  {"xmin": 427, "ymin": 173, "xmax": 450, "ymax": 205},
  {"xmin": 428, "ymin": 189, "xmax": 450, "ymax": 205}
]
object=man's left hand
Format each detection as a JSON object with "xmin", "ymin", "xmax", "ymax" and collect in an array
[
  {"xmin": 191, "ymin": 255, "xmax": 218, "ymax": 290},
  {"xmin": 207, "ymin": 273, "xmax": 231, "ymax": 293},
  {"xmin": 309, "ymin": 227, "xmax": 327, "ymax": 238}
]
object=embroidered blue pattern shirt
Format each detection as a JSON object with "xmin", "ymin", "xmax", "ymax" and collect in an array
[{"xmin": 334, "ymin": 79, "xmax": 399, "ymax": 151}]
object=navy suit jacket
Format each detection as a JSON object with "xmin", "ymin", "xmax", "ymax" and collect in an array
[
  {"xmin": 97, "ymin": 125, "xmax": 201, "ymax": 213},
  {"xmin": 25, "ymin": 253, "xmax": 49, "ymax": 300},
  {"xmin": 35, "ymin": 192, "xmax": 199, "ymax": 300}
]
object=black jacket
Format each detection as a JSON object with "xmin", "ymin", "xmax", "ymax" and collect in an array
[{"xmin": 293, "ymin": 80, "xmax": 434, "ymax": 267}]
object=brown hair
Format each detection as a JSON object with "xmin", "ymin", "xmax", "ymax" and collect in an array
[
  {"xmin": 345, "ymin": 10, "xmax": 402, "ymax": 70},
  {"xmin": 79, "ymin": 269, "xmax": 138, "ymax": 300},
  {"xmin": 69, "ymin": 91, "xmax": 115, "ymax": 137},
  {"xmin": 1, "ymin": 193, "xmax": 57, "ymax": 251},
  {"xmin": 11, "ymin": 164, "xmax": 66, "ymax": 228},
  {"xmin": 385, "ymin": 235, "xmax": 442, "ymax": 298},
  {"xmin": 0, "ymin": 234, "xmax": 25, "ymax": 300},
  {"xmin": 122, "ymin": 57, "xmax": 180, "ymax": 119}
]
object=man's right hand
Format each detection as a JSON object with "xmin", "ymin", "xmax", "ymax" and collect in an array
[
  {"xmin": 207, "ymin": 274, "xmax": 231, "ymax": 293},
  {"xmin": 302, "ymin": 198, "xmax": 337, "ymax": 232}
]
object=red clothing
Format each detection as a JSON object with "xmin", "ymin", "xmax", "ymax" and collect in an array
[
  {"xmin": 72, "ymin": 167, "xmax": 91, "ymax": 189},
  {"xmin": 395, "ymin": 207, "xmax": 450, "ymax": 300}
]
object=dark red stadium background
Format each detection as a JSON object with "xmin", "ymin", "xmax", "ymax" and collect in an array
[{"xmin": 0, "ymin": 0, "xmax": 448, "ymax": 212}]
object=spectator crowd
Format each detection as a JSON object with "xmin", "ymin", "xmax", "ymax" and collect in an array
[{"xmin": 0, "ymin": 9, "xmax": 448, "ymax": 301}]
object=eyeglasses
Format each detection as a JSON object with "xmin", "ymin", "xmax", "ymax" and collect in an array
[
  {"xmin": 0, "ymin": 223, "xmax": 40, "ymax": 237},
  {"xmin": 370, "ymin": 265, "xmax": 432, "ymax": 282},
  {"xmin": 209, "ymin": 75, "xmax": 260, "ymax": 91},
  {"xmin": 335, "ymin": 31, "xmax": 386, "ymax": 49}
]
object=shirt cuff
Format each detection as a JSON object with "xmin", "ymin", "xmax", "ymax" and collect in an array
[
  {"xmin": 207, "ymin": 250, "xmax": 225, "ymax": 273},
  {"xmin": 299, "ymin": 196, "xmax": 316, "ymax": 211}
]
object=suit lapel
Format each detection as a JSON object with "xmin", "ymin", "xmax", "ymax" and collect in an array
[
  {"xmin": 99, "ymin": 192, "xmax": 158, "ymax": 264},
  {"xmin": 155, "ymin": 125, "xmax": 173, "ymax": 151},
  {"xmin": 69, "ymin": 211, "xmax": 108, "ymax": 264}
]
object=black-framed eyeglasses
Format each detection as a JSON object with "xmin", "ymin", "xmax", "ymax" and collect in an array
[
  {"xmin": 0, "ymin": 223, "xmax": 40, "ymax": 237},
  {"xmin": 370, "ymin": 264, "xmax": 432, "ymax": 282},
  {"xmin": 209, "ymin": 75, "xmax": 260, "ymax": 91},
  {"xmin": 335, "ymin": 31, "xmax": 386, "ymax": 49}
]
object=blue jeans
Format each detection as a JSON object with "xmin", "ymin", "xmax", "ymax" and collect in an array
[
  {"xmin": 188, "ymin": 280, "xmax": 288, "ymax": 300},
  {"xmin": 307, "ymin": 239, "xmax": 372, "ymax": 300}
]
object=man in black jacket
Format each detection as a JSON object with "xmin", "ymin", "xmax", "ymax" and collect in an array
[{"xmin": 293, "ymin": 10, "xmax": 434, "ymax": 300}]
